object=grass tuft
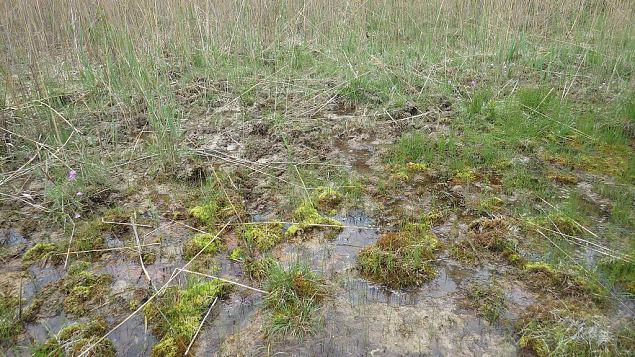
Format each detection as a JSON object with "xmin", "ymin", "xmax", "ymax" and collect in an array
[{"xmin": 262, "ymin": 262, "xmax": 327, "ymax": 339}]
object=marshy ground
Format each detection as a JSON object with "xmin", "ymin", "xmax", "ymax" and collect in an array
[{"xmin": 1, "ymin": 1, "xmax": 634, "ymax": 356}]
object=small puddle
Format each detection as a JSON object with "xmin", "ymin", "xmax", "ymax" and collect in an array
[{"xmin": 276, "ymin": 211, "xmax": 379, "ymax": 275}]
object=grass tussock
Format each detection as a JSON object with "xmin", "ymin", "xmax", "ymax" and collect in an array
[
  {"xmin": 262, "ymin": 262, "xmax": 327, "ymax": 339},
  {"xmin": 463, "ymin": 282, "xmax": 507, "ymax": 323},
  {"xmin": 451, "ymin": 217, "xmax": 524, "ymax": 266},
  {"xmin": 357, "ymin": 223, "xmax": 440, "ymax": 289}
]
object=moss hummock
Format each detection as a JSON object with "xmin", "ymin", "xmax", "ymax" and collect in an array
[
  {"xmin": 285, "ymin": 200, "xmax": 343, "ymax": 239},
  {"xmin": 144, "ymin": 279, "xmax": 231, "ymax": 356},
  {"xmin": 357, "ymin": 223, "xmax": 440, "ymax": 289},
  {"xmin": 244, "ymin": 223, "xmax": 283, "ymax": 252}
]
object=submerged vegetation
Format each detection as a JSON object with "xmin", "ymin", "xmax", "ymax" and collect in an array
[
  {"xmin": 63, "ymin": 262, "xmax": 113, "ymax": 316},
  {"xmin": 33, "ymin": 317, "xmax": 115, "ymax": 357},
  {"xmin": 1, "ymin": 0, "xmax": 634, "ymax": 354}
]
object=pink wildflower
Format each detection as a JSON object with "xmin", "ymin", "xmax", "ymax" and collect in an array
[{"xmin": 68, "ymin": 170, "xmax": 77, "ymax": 181}]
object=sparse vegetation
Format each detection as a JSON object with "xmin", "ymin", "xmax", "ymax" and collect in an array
[
  {"xmin": 32, "ymin": 317, "xmax": 115, "ymax": 356},
  {"xmin": 1, "ymin": 0, "xmax": 634, "ymax": 354},
  {"xmin": 516, "ymin": 303, "xmax": 634, "ymax": 356},
  {"xmin": 63, "ymin": 261, "xmax": 113, "ymax": 316},
  {"xmin": 464, "ymin": 283, "xmax": 507, "ymax": 323}
]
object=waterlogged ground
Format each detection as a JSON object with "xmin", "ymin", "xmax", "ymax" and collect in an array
[{"xmin": 2, "ymin": 75, "xmax": 635, "ymax": 356}]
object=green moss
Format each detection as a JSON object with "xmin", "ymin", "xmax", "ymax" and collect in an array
[
  {"xmin": 244, "ymin": 223, "xmax": 283, "ymax": 252},
  {"xmin": 22, "ymin": 243, "xmax": 59, "ymax": 264},
  {"xmin": 357, "ymin": 222, "xmax": 440, "ymax": 289},
  {"xmin": 452, "ymin": 167, "xmax": 477, "ymax": 183},
  {"xmin": 229, "ymin": 247, "xmax": 245, "ymax": 262},
  {"xmin": 405, "ymin": 162, "xmax": 428, "ymax": 173},
  {"xmin": 63, "ymin": 262, "xmax": 113, "ymax": 316},
  {"xmin": 285, "ymin": 200, "xmax": 343, "ymax": 239},
  {"xmin": 189, "ymin": 192, "xmax": 240, "ymax": 227},
  {"xmin": 33, "ymin": 317, "xmax": 115, "ymax": 357},
  {"xmin": 73, "ymin": 219, "xmax": 109, "ymax": 258},
  {"xmin": 144, "ymin": 279, "xmax": 231, "ymax": 356},
  {"xmin": 314, "ymin": 187, "xmax": 342, "ymax": 212},
  {"xmin": 182, "ymin": 233, "xmax": 220, "ymax": 261},
  {"xmin": 263, "ymin": 262, "xmax": 326, "ymax": 338}
]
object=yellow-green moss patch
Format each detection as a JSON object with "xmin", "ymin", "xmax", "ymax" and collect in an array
[
  {"xmin": 22, "ymin": 243, "xmax": 59, "ymax": 264},
  {"xmin": 285, "ymin": 201, "xmax": 343, "ymax": 239},
  {"xmin": 244, "ymin": 223, "xmax": 283, "ymax": 252},
  {"xmin": 144, "ymin": 279, "xmax": 231, "ymax": 356}
]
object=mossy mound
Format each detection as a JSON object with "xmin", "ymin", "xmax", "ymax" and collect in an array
[
  {"xmin": 182, "ymin": 232, "xmax": 223, "ymax": 272},
  {"xmin": 63, "ymin": 261, "xmax": 113, "ymax": 316},
  {"xmin": 229, "ymin": 247, "xmax": 245, "ymax": 262},
  {"xmin": 244, "ymin": 223, "xmax": 283, "ymax": 252},
  {"xmin": 521, "ymin": 262, "xmax": 606, "ymax": 303},
  {"xmin": 314, "ymin": 187, "xmax": 343, "ymax": 212},
  {"xmin": 22, "ymin": 243, "xmax": 60, "ymax": 265},
  {"xmin": 263, "ymin": 262, "xmax": 327, "ymax": 338},
  {"xmin": 33, "ymin": 317, "xmax": 115, "ymax": 356},
  {"xmin": 144, "ymin": 279, "xmax": 231, "ymax": 357},
  {"xmin": 189, "ymin": 192, "xmax": 242, "ymax": 227},
  {"xmin": 357, "ymin": 223, "xmax": 440, "ymax": 289},
  {"xmin": 183, "ymin": 232, "xmax": 223, "ymax": 258},
  {"xmin": 516, "ymin": 302, "xmax": 633, "ymax": 356},
  {"xmin": 285, "ymin": 201, "xmax": 343, "ymax": 239}
]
